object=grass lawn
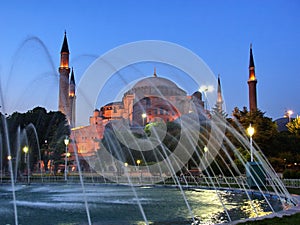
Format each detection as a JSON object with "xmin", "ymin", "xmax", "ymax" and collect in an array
[
  {"xmin": 237, "ymin": 188, "xmax": 300, "ymax": 225},
  {"xmin": 287, "ymin": 188, "xmax": 300, "ymax": 195}
]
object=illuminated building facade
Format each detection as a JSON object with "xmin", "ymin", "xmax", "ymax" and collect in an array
[
  {"xmin": 70, "ymin": 71, "xmax": 208, "ymax": 158},
  {"xmin": 56, "ymin": 34, "xmax": 257, "ymax": 160}
]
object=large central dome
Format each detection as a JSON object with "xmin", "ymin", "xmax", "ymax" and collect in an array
[
  {"xmin": 133, "ymin": 76, "xmax": 179, "ymax": 89},
  {"xmin": 130, "ymin": 74, "xmax": 187, "ymax": 97}
]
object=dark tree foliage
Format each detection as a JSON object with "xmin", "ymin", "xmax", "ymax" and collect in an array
[
  {"xmin": 100, "ymin": 121, "xmax": 181, "ymax": 166},
  {"xmin": 0, "ymin": 107, "xmax": 70, "ymax": 174},
  {"xmin": 228, "ymin": 107, "xmax": 278, "ymax": 156},
  {"xmin": 228, "ymin": 107, "xmax": 300, "ymax": 173}
]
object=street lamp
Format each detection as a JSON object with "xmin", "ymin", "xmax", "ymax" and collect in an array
[
  {"xmin": 287, "ymin": 110, "xmax": 293, "ymax": 122},
  {"xmin": 199, "ymin": 85, "xmax": 214, "ymax": 110},
  {"xmin": 23, "ymin": 146, "xmax": 30, "ymax": 184},
  {"xmin": 23, "ymin": 146, "xmax": 29, "ymax": 163},
  {"xmin": 124, "ymin": 162, "xmax": 128, "ymax": 175},
  {"xmin": 64, "ymin": 136, "xmax": 69, "ymax": 181},
  {"xmin": 141, "ymin": 113, "xmax": 147, "ymax": 126},
  {"xmin": 136, "ymin": 159, "xmax": 142, "ymax": 183},
  {"xmin": 247, "ymin": 124, "xmax": 255, "ymax": 162},
  {"xmin": 136, "ymin": 159, "xmax": 141, "ymax": 168}
]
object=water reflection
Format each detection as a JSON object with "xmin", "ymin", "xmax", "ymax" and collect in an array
[{"xmin": 0, "ymin": 184, "xmax": 283, "ymax": 225}]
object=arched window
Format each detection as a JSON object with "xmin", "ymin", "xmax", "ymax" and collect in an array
[{"xmin": 145, "ymin": 97, "xmax": 151, "ymax": 107}]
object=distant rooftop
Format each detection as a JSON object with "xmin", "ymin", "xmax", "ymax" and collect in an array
[{"xmin": 274, "ymin": 117, "xmax": 294, "ymax": 132}]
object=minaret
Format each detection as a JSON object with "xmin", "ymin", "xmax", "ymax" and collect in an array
[
  {"xmin": 153, "ymin": 67, "xmax": 157, "ymax": 77},
  {"xmin": 216, "ymin": 74, "xmax": 223, "ymax": 113},
  {"xmin": 69, "ymin": 68, "xmax": 76, "ymax": 127},
  {"xmin": 248, "ymin": 44, "xmax": 258, "ymax": 112},
  {"xmin": 58, "ymin": 32, "xmax": 71, "ymax": 122}
]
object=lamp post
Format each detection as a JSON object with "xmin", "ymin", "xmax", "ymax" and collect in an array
[
  {"xmin": 136, "ymin": 159, "xmax": 141, "ymax": 169},
  {"xmin": 141, "ymin": 113, "xmax": 147, "ymax": 126},
  {"xmin": 124, "ymin": 162, "xmax": 128, "ymax": 175},
  {"xmin": 23, "ymin": 146, "xmax": 29, "ymax": 163},
  {"xmin": 64, "ymin": 136, "xmax": 69, "ymax": 181},
  {"xmin": 7, "ymin": 155, "xmax": 12, "ymax": 180},
  {"xmin": 199, "ymin": 85, "xmax": 214, "ymax": 110},
  {"xmin": 247, "ymin": 124, "xmax": 255, "ymax": 162},
  {"xmin": 124, "ymin": 162, "xmax": 128, "ymax": 170},
  {"xmin": 287, "ymin": 110, "xmax": 293, "ymax": 122},
  {"xmin": 23, "ymin": 146, "xmax": 30, "ymax": 184},
  {"xmin": 136, "ymin": 159, "xmax": 141, "ymax": 183}
]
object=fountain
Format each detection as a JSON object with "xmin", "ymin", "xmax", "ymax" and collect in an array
[{"xmin": 0, "ymin": 39, "xmax": 299, "ymax": 225}]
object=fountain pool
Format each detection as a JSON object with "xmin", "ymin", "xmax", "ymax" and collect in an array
[
  {"xmin": 0, "ymin": 183, "xmax": 284, "ymax": 225},
  {"xmin": 0, "ymin": 39, "xmax": 298, "ymax": 225}
]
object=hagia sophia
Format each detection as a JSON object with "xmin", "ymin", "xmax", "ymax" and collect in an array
[{"xmin": 57, "ymin": 32, "xmax": 257, "ymax": 160}]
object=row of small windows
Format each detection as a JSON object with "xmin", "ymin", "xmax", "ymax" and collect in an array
[
  {"xmin": 81, "ymin": 136, "xmax": 98, "ymax": 140},
  {"xmin": 103, "ymin": 106, "xmax": 176, "ymax": 116},
  {"xmin": 134, "ymin": 86, "xmax": 185, "ymax": 96},
  {"xmin": 147, "ymin": 108, "xmax": 176, "ymax": 116},
  {"xmin": 102, "ymin": 105, "xmax": 124, "ymax": 112}
]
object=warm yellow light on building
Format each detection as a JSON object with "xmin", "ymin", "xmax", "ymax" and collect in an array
[
  {"xmin": 60, "ymin": 53, "xmax": 69, "ymax": 68},
  {"xmin": 60, "ymin": 61, "xmax": 69, "ymax": 68},
  {"xmin": 249, "ymin": 71, "xmax": 256, "ymax": 81}
]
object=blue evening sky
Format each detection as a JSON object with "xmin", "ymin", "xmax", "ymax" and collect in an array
[{"xmin": 0, "ymin": 0, "xmax": 299, "ymax": 125}]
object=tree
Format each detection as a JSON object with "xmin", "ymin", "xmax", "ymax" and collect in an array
[
  {"xmin": 1, "ymin": 107, "xmax": 70, "ymax": 175},
  {"xmin": 228, "ymin": 107, "xmax": 278, "ymax": 157},
  {"xmin": 286, "ymin": 115, "xmax": 300, "ymax": 136},
  {"xmin": 226, "ymin": 107, "xmax": 300, "ymax": 173}
]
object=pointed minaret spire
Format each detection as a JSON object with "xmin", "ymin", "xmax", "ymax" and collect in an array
[
  {"xmin": 69, "ymin": 67, "xmax": 76, "ymax": 127},
  {"xmin": 216, "ymin": 74, "xmax": 223, "ymax": 113},
  {"xmin": 59, "ymin": 31, "xmax": 70, "ymax": 68},
  {"xmin": 153, "ymin": 67, "xmax": 157, "ymax": 77},
  {"xmin": 247, "ymin": 44, "xmax": 258, "ymax": 112},
  {"xmin": 58, "ymin": 31, "xmax": 71, "ymax": 123},
  {"xmin": 69, "ymin": 67, "xmax": 76, "ymax": 97},
  {"xmin": 61, "ymin": 31, "xmax": 69, "ymax": 53},
  {"xmin": 249, "ymin": 43, "xmax": 255, "ymax": 68}
]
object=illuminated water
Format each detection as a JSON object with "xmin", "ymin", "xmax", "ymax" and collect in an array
[{"xmin": 0, "ymin": 184, "xmax": 283, "ymax": 225}]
